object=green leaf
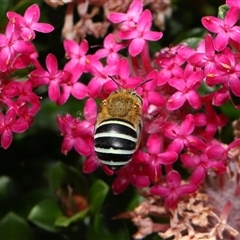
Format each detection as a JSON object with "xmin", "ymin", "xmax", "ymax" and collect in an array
[
  {"xmin": 0, "ymin": 176, "xmax": 16, "ymax": 201},
  {"xmin": 126, "ymin": 192, "xmax": 142, "ymax": 211},
  {"xmin": 185, "ymin": 37, "xmax": 205, "ymax": 49},
  {"xmin": 49, "ymin": 161, "xmax": 88, "ymax": 196},
  {"xmin": 218, "ymin": 4, "xmax": 229, "ymax": 19},
  {"xmin": 17, "ymin": 188, "xmax": 53, "ymax": 218},
  {"xmin": 24, "ymin": 188, "xmax": 53, "ymax": 207},
  {"xmin": 221, "ymin": 102, "xmax": 240, "ymax": 120},
  {"xmin": 55, "ymin": 208, "xmax": 89, "ymax": 227},
  {"xmin": 0, "ymin": 212, "xmax": 33, "ymax": 240},
  {"xmin": 89, "ymin": 179, "xmax": 109, "ymax": 214},
  {"xmin": 28, "ymin": 198, "xmax": 63, "ymax": 232},
  {"xmin": 32, "ymin": 97, "xmax": 85, "ymax": 131},
  {"xmin": 0, "ymin": 176, "xmax": 22, "ymax": 216},
  {"xmin": 172, "ymin": 27, "xmax": 206, "ymax": 47}
]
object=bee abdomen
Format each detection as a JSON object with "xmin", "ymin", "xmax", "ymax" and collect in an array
[{"xmin": 94, "ymin": 119, "xmax": 138, "ymax": 169}]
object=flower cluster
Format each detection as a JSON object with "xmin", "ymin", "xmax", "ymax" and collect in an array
[
  {"xmin": 0, "ymin": 4, "xmax": 53, "ymax": 149},
  {"xmin": 1, "ymin": 1, "xmax": 240, "ymax": 239},
  {"xmin": 53, "ymin": 0, "xmax": 240, "ymax": 212},
  {"xmin": 3, "ymin": 0, "xmax": 240, "ymax": 227},
  {"xmin": 44, "ymin": 0, "xmax": 171, "ymax": 41},
  {"xmin": 116, "ymin": 188, "xmax": 239, "ymax": 240},
  {"xmin": 117, "ymin": 125, "xmax": 240, "ymax": 239}
]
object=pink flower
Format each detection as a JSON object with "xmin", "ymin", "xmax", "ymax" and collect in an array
[
  {"xmin": 112, "ymin": 161, "xmax": 150, "ymax": 194},
  {"xmin": 102, "ymin": 58, "xmax": 143, "ymax": 94},
  {"xmin": 57, "ymin": 67, "xmax": 87, "ymax": 105},
  {"xmin": 226, "ymin": 0, "xmax": 240, "ymax": 8},
  {"xmin": 202, "ymin": 7, "xmax": 240, "ymax": 51},
  {"xmin": 108, "ymin": 0, "xmax": 143, "ymax": 30},
  {"xmin": 64, "ymin": 39, "xmax": 89, "ymax": 72},
  {"xmin": 212, "ymin": 86, "xmax": 230, "ymax": 106},
  {"xmin": 118, "ymin": 9, "xmax": 163, "ymax": 56},
  {"xmin": 188, "ymin": 34, "xmax": 217, "ymax": 75},
  {"xmin": 29, "ymin": 53, "xmax": 71, "ymax": 102},
  {"xmin": 135, "ymin": 134, "xmax": 178, "ymax": 183},
  {"xmin": 86, "ymin": 56, "xmax": 117, "ymax": 98},
  {"xmin": 83, "ymin": 153, "xmax": 99, "ymax": 174},
  {"xmin": 57, "ymin": 98, "xmax": 97, "ymax": 156},
  {"xmin": 94, "ymin": 34, "xmax": 125, "ymax": 64},
  {"xmin": 193, "ymin": 102, "xmax": 228, "ymax": 140},
  {"xmin": 150, "ymin": 171, "xmax": 197, "ymax": 209},
  {"xmin": 181, "ymin": 144, "xmax": 227, "ymax": 186},
  {"xmin": 0, "ymin": 22, "xmax": 35, "ymax": 71},
  {"xmin": 0, "ymin": 81, "xmax": 40, "ymax": 124},
  {"xmin": 13, "ymin": 81, "xmax": 40, "ymax": 116},
  {"xmin": 136, "ymin": 70, "xmax": 165, "ymax": 115},
  {"xmin": 164, "ymin": 114, "xmax": 205, "ymax": 154},
  {"xmin": 156, "ymin": 44, "xmax": 187, "ymax": 85},
  {"xmin": 18, "ymin": 103, "xmax": 36, "ymax": 125},
  {"xmin": 7, "ymin": 4, "xmax": 54, "ymax": 40},
  {"xmin": 58, "ymin": 114, "xmax": 93, "ymax": 156},
  {"xmin": 13, "ymin": 51, "xmax": 39, "ymax": 69},
  {"xmin": 0, "ymin": 108, "xmax": 28, "ymax": 149},
  {"xmin": 167, "ymin": 65, "xmax": 203, "ymax": 110},
  {"xmin": 206, "ymin": 48, "xmax": 240, "ymax": 96}
]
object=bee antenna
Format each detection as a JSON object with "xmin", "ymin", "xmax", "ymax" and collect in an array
[
  {"xmin": 134, "ymin": 78, "xmax": 153, "ymax": 90},
  {"xmin": 108, "ymin": 75, "xmax": 121, "ymax": 89}
]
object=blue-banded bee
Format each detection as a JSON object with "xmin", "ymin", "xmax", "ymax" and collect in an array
[{"xmin": 94, "ymin": 77, "xmax": 146, "ymax": 170}]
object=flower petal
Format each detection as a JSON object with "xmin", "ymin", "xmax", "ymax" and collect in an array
[
  {"xmin": 84, "ymin": 98, "xmax": 97, "ymax": 122},
  {"xmin": 147, "ymin": 134, "xmax": 161, "ymax": 154},
  {"xmin": 150, "ymin": 185, "xmax": 170, "ymax": 197},
  {"xmin": 225, "ymin": 7, "xmax": 239, "ymax": 27},
  {"xmin": 167, "ymin": 92, "xmax": 186, "ymax": 110},
  {"xmin": 24, "ymin": 4, "xmax": 40, "ymax": 23},
  {"xmin": 144, "ymin": 31, "xmax": 163, "ymax": 41},
  {"xmin": 1, "ymin": 129, "xmax": 13, "ymax": 149},
  {"xmin": 72, "ymin": 82, "xmax": 87, "ymax": 99},
  {"xmin": 214, "ymin": 32, "xmax": 229, "ymax": 51},
  {"xmin": 74, "ymin": 138, "xmax": 92, "ymax": 156},
  {"xmin": 11, "ymin": 119, "xmax": 28, "ymax": 133},
  {"xmin": 48, "ymin": 81, "xmax": 60, "ymax": 102},
  {"xmin": 129, "ymin": 38, "xmax": 145, "ymax": 56},
  {"xmin": 32, "ymin": 22, "xmax": 54, "ymax": 33},
  {"xmin": 201, "ymin": 16, "xmax": 223, "ymax": 33},
  {"xmin": 46, "ymin": 53, "xmax": 58, "ymax": 74}
]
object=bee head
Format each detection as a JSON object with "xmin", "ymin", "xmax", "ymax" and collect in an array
[{"xmin": 108, "ymin": 75, "xmax": 152, "ymax": 105}]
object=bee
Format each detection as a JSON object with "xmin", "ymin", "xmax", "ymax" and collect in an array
[{"xmin": 94, "ymin": 77, "xmax": 147, "ymax": 170}]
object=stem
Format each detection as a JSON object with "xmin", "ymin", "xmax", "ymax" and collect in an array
[
  {"xmin": 140, "ymin": 42, "xmax": 153, "ymax": 74},
  {"xmin": 62, "ymin": 1, "xmax": 75, "ymax": 39},
  {"xmin": 131, "ymin": 55, "xmax": 141, "ymax": 76},
  {"xmin": 31, "ymin": 57, "xmax": 44, "ymax": 71},
  {"xmin": 165, "ymin": 164, "xmax": 173, "ymax": 175}
]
